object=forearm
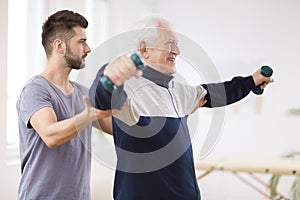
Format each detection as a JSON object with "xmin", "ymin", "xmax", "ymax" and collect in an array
[
  {"xmin": 92, "ymin": 117, "xmax": 113, "ymax": 135},
  {"xmin": 202, "ymin": 76, "xmax": 255, "ymax": 108},
  {"xmin": 31, "ymin": 96, "xmax": 113, "ymax": 148},
  {"xmin": 41, "ymin": 114, "xmax": 91, "ymax": 148}
]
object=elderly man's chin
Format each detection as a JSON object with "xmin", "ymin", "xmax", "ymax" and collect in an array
[
  {"xmin": 168, "ymin": 66, "xmax": 176, "ymax": 76},
  {"xmin": 159, "ymin": 64, "xmax": 176, "ymax": 76}
]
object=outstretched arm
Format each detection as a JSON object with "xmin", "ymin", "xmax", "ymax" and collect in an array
[{"xmin": 201, "ymin": 68, "xmax": 273, "ymax": 108}]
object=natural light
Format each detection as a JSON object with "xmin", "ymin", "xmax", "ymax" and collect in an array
[
  {"xmin": 7, "ymin": 0, "xmax": 46, "ymax": 148},
  {"xmin": 6, "ymin": 0, "xmax": 108, "ymax": 148},
  {"xmin": 7, "ymin": 0, "xmax": 29, "ymax": 147}
]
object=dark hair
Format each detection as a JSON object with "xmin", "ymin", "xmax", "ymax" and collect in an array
[{"xmin": 41, "ymin": 10, "xmax": 88, "ymax": 56}]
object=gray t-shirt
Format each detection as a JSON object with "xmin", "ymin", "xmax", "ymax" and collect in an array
[{"xmin": 16, "ymin": 75, "xmax": 92, "ymax": 200}]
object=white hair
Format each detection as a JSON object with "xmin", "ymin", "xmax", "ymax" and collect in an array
[{"xmin": 132, "ymin": 15, "xmax": 174, "ymax": 46}]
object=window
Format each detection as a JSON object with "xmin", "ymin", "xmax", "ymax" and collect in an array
[{"xmin": 7, "ymin": 0, "xmax": 45, "ymax": 147}]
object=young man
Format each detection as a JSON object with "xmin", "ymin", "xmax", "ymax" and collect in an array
[
  {"xmin": 16, "ymin": 10, "xmax": 112, "ymax": 199},
  {"xmin": 89, "ymin": 17, "xmax": 273, "ymax": 200}
]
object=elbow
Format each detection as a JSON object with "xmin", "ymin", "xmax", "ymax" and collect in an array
[
  {"xmin": 102, "ymin": 127, "xmax": 113, "ymax": 135},
  {"xmin": 46, "ymin": 143, "xmax": 58, "ymax": 149},
  {"xmin": 43, "ymin": 137, "xmax": 59, "ymax": 149}
]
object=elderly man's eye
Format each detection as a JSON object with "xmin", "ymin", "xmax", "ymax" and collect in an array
[{"xmin": 165, "ymin": 41, "xmax": 173, "ymax": 46}]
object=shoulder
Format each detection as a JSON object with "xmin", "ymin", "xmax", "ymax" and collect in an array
[
  {"xmin": 20, "ymin": 76, "xmax": 51, "ymax": 96},
  {"xmin": 16, "ymin": 76, "xmax": 53, "ymax": 116}
]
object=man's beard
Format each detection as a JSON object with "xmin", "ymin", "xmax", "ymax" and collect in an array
[{"xmin": 64, "ymin": 46, "xmax": 86, "ymax": 70}]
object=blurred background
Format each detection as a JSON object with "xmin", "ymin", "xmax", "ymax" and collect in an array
[{"xmin": 1, "ymin": 0, "xmax": 299, "ymax": 199}]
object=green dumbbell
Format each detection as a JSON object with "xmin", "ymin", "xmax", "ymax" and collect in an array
[
  {"xmin": 100, "ymin": 53, "xmax": 145, "ymax": 93},
  {"xmin": 252, "ymin": 65, "xmax": 273, "ymax": 95}
]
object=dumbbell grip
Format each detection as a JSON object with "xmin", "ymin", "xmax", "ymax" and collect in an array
[
  {"xmin": 252, "ymin": 65, "xmax": 273, "ymax": 95},
  {"xmin": 100, "ymin": 53, "xmax": 145, "ymax": 93}
]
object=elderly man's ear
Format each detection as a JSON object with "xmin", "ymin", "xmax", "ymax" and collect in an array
[{"xmin": 139, "ymin": 41, "xmax": 149, "ymax": 59}]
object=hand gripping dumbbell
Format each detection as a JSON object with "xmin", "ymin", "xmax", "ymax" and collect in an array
[
  {"xmin": 252, "ymin": 65, "xmax": 273, "ymax": 95},
  {"xmin": 100, "ymin": 53, "xmax": 146, "ymax": 93}
]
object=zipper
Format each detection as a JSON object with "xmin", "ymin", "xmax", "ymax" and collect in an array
[
  {"xmin": 167, "ymin": 82, "xmax": 180, "ymax": 117},
  {"xmin": 167, "ymin": 82, "xmax": 199, "ymax": 199}
]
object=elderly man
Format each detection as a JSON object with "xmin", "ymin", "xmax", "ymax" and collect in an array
[{"xmin": 89, "ymin": 16, "xmax": 273, "ymax": 200}]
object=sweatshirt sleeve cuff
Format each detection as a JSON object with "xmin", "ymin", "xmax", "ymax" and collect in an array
[{"xmin": 89, "ymin": 65, "xmax": 127, "ymax": 110}]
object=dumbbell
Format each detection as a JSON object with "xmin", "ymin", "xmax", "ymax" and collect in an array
[
  {"xmin": 100, "ymin": 53, "xmax": 146, "ymax": 93},
  {"xmin": 252, "ymin": 65, "xmax": 273, "ymax": 95}
]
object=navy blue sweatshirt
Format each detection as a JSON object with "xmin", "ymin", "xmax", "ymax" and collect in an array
[{"xmin": 89, "ymin": 65, "xmax": 255, "ymax": 200}]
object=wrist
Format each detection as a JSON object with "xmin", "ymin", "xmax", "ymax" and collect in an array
[{"xmin": 74, "ymin": 110, "xmax": 92, "ymax": 130}]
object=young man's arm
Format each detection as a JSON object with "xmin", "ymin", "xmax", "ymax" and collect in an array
[{"xmin": 30, "ymin": 96, "xmax": 112, "ymax": 148}]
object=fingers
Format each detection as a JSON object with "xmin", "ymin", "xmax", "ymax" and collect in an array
[
  {"xmin": 260, "ymin": 82, "xmax": 268, "ymax": 89},
  {"xmin": 191, "ymin": 96, "xmax": 207, "ymax": 113},
  {"xmin": 104, "ymin": 56, "xmax": 142, "ymax": 86},
  {"xmin": 260, "ymin": 79, "xmax": 274, "ymax": 89},
  {"xmin": 83, "ymin": 96, "xmax": 115, "ymax": 120},
  {"xmin": 262, "ymin": 76, "xmax": 274, "ymax": 84},
  {"xmin": 82, "ymin": 96, "xmax": 98, "ymax": 121},
  {"xmin": 134, "ymin": 70, "xmax": 143, "ymax": 78},
  {"xmin": 199, "ymin": 97, "xmax": 207, "ymax": 107},
  {"xmin": 94, "ymin": 109, "xmax": 113, "ymax": 119},
  {"xmin": 83, "ymin": 96, "xmax": 91, "ymax": 107},
  {"xmin": 252, "ymin": 69, "xmax": 274, "ymax": 86}
]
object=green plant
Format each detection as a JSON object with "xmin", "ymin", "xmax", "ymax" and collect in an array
[
  {"xmin": 268, "ymin": 152, "xmax": 300, "ymax": 200},
  {"xmin": 288, "ymin": 108, "xmax": 300, "ymax": 116},
  {"xmin": 290, "ymin": 176, "xmax": 300, "ymax": 200}
]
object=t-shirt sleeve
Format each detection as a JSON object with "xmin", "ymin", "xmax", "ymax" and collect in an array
[{"xmin": 17, "ymin": 83, "xmax": 53, "ymax": 128}]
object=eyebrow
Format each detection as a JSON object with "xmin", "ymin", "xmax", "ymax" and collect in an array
[
  {"xmin": 165, "ymin": 39, "xmax": 178, "ymax": 44},
  {"xmin": 78, "ymin": 38, "xmax": 87, "ymax": 42}
]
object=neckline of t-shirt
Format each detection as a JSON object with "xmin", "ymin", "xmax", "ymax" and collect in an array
[{"xmin": 36, "ymin": 75, "xmax": 76, "ymax": 98}]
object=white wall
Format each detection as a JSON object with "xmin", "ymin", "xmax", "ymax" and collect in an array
[
  {"xmin": 156, "ymin": 0, "xmax": 300, "ymax": 199},
  {"xmin": 0, "ymin": 0, "xmax": 19, "ymax": 199},
  {"xmin": 149, "ymin": 0, "xmax": 300, "ymax": 155},
  {"xmin": 104, "ymin": 0, "xmax": 300, "ymax": 154},
  {"xmin": 1, "ymin": 0, "xmax": 299, "ymax": 199},
  {"xmin": 94, "ymin": 0, "xmax": 300, "ymax": 199},
  {"xmin": 0, "ymin": 0, "xmax": 17, "ymax": 199}
]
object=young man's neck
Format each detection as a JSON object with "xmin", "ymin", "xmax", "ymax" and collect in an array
[{"xmin": 41, "ymin": 60, "xmax": 74, "ymax": 94}]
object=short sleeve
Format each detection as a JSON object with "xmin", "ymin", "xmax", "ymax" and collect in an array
[{"xmin": 17, "ymin": 83, "xmax": 53, "ymax": 128}]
